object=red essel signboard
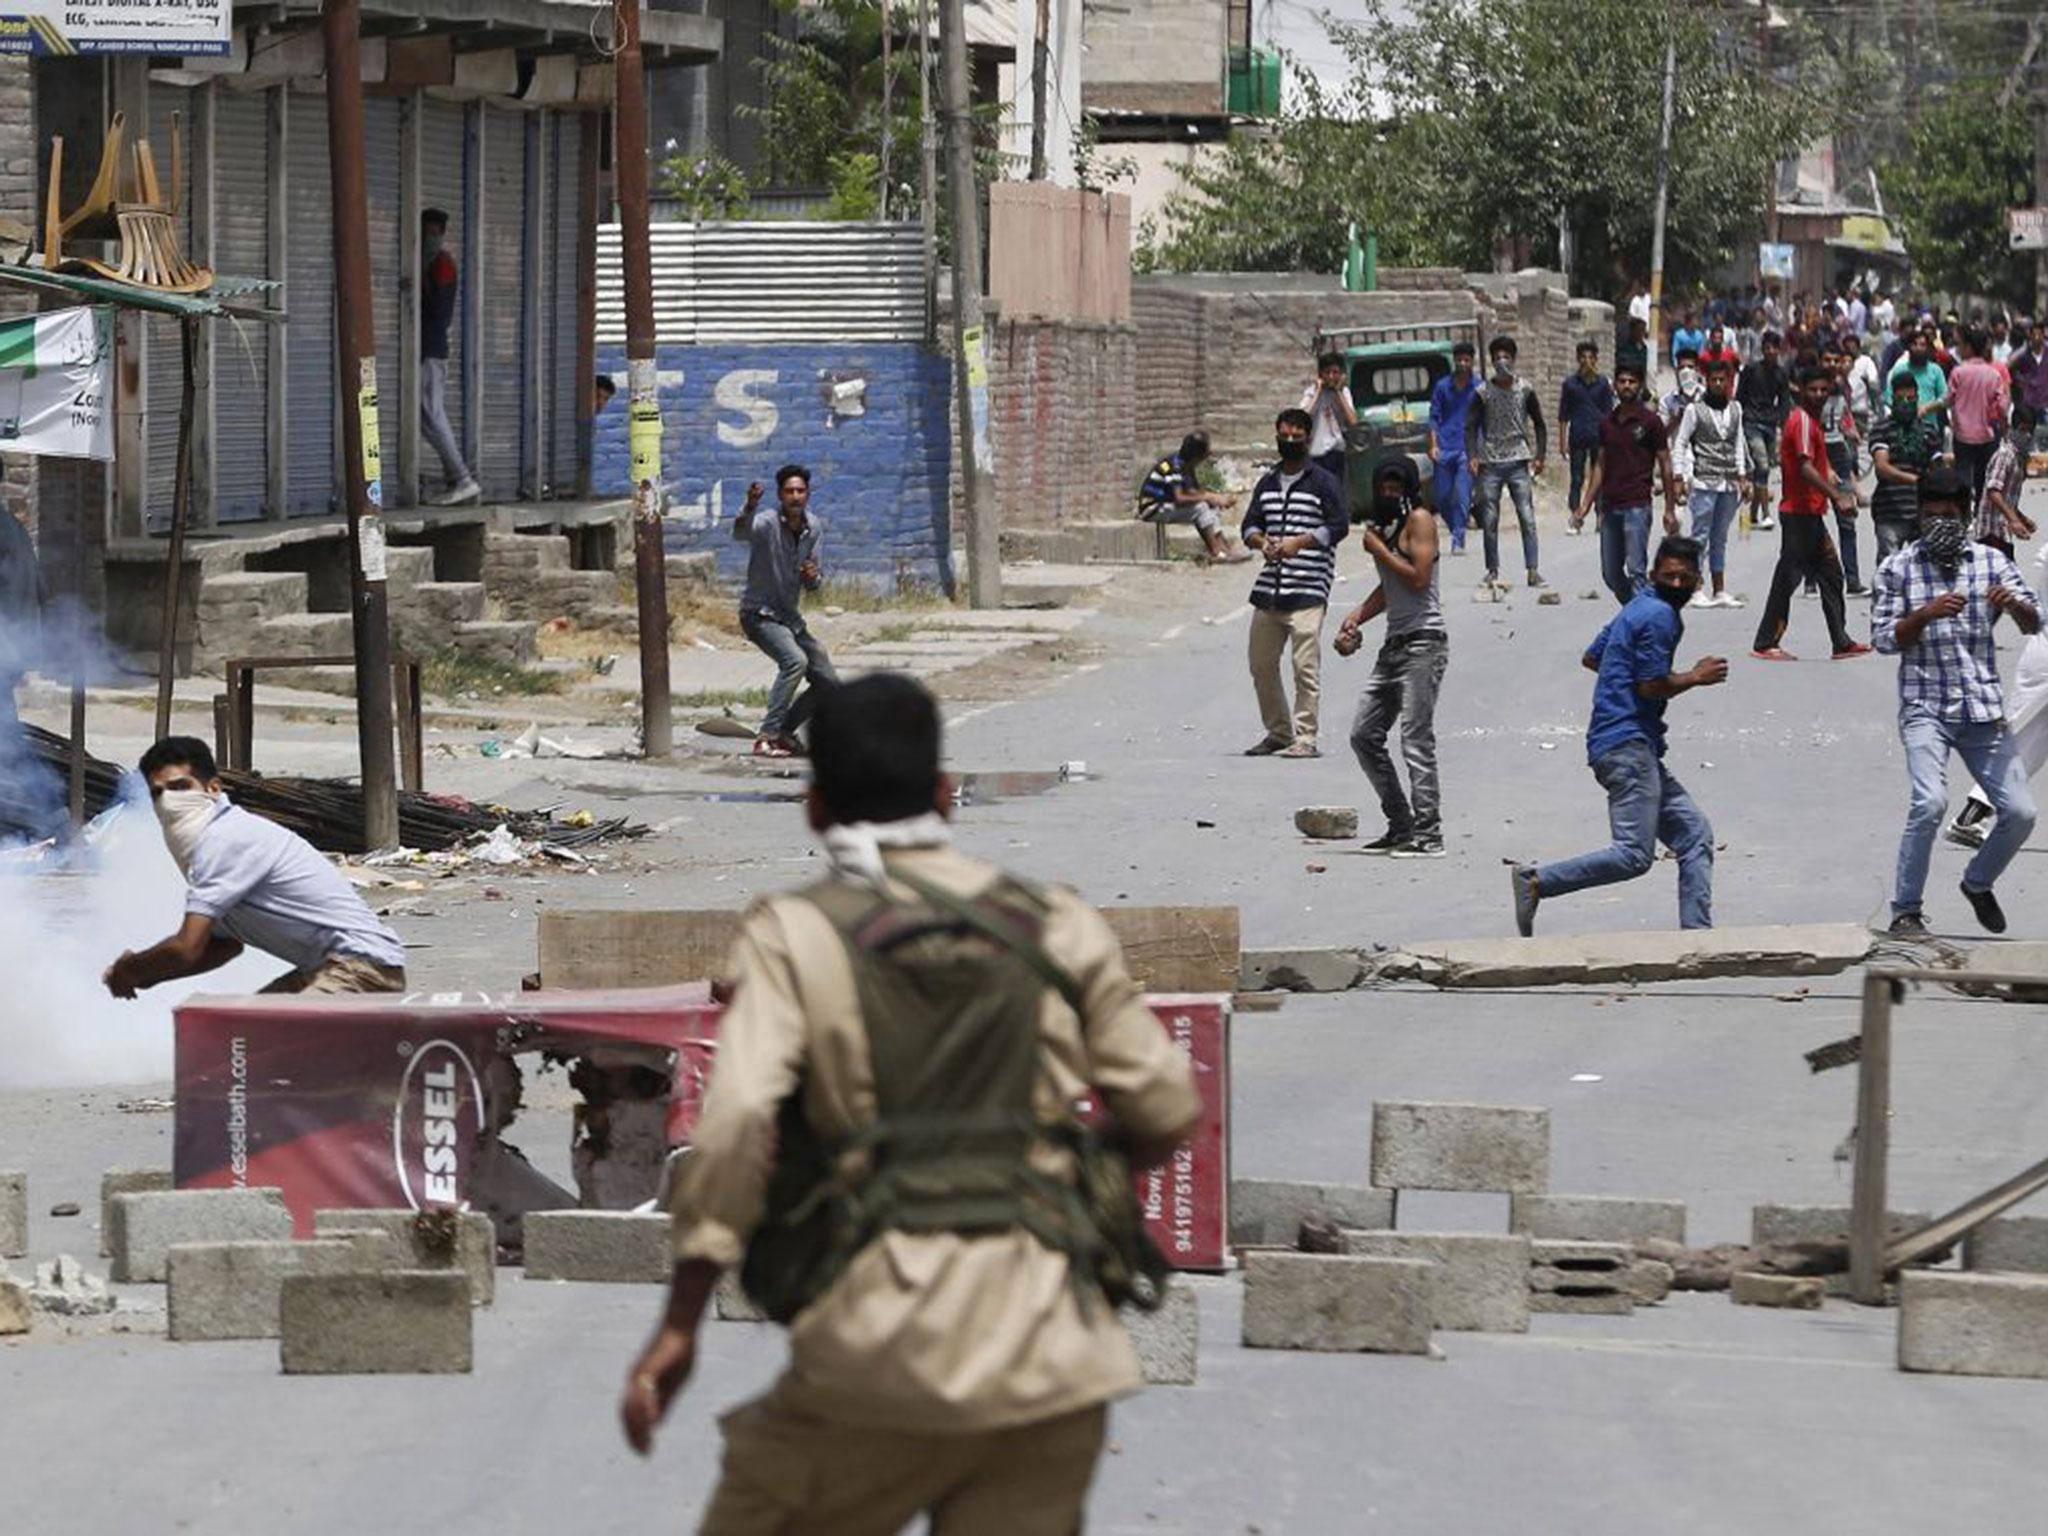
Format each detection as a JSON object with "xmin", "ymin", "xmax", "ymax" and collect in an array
[{"xmin": 174, "ymin": 986, "xmax": 1230, "ymax": 1269}]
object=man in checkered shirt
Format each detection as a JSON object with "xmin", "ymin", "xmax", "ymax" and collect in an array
[{"xmin": 1872, "ymin": 465, "xmax": 2042, "ymax": 937}]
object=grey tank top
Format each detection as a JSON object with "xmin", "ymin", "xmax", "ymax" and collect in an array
[{"xmin": 1381, "ymin": 516, "xmax": 1445, "ymax": 638}]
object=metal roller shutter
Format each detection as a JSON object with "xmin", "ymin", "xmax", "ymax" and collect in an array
[
  {"xmin": 285, "ymin": 88, "xmax": 336, "ymax": 516},
  {"xmin": 478, "ymin": 103, "xmax": 527, "ymax": 501},
  {"xmin": 419, "ymin": 96, "xmax": 468, "ymax": 477},
  {"xmin": 548, "ymin": 113, "xmax": 581, "ymax": 496},
  {"xmin": 363, "ymin": 96, "xmax": 403, "ymax": 470},
  {"xmin": 212, "ymin": 87, "xmax": 270, "ymax": 522},
  {"xmin": 145, "ymin": 82, "xmax": 195, "ymax": 532}
]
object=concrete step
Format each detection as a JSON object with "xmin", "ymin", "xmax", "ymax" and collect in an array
[
  {"xmin": 383, "ymin": 544, "xmax": 438, "ymax": 595},
  {"xmin": 250, "ymin": 611, "xmax": 356, "ymax": 658},
  {"xmin": 493, "ymin": 569, "xmax": 622, "ymax": 623},
  {"xmin": 998, "ymin": 563, "xmax": 1115, "ymax": 610},
  {"xmin": 483, "ymin": 531, "xmax": 572, "ymax": 576},
  {"xmin": 397, "ymin": 580, "xmax": 488, "ymax": 628},
  {"xmin": 453, "ymin": 619, "xmax": 539, "ymax": 665},
  {"xmin": 1001, "ymin": 520, "xmax": 1169, "ymax": 565},
  {"xmin": 195, "ymin": 570, "xmax": 309, "ymax": 620}
]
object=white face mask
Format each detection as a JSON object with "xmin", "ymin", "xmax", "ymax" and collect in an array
[{"xmin": 154, "ymin": 787, "xmax": 219, "ymax": 876}]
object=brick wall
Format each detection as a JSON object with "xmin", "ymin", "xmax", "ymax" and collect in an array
[
  {"xmin": 987, "ymin": 317, "xmax": 1137, "ymax": 529},
  {"xmin": 592, "ymin": 342, "xmax": 954, "ymax": 593},
  {"xmin": 1081, "ymin": 0, "xmax": 1226, "ymax": 117},
  {"xmin": 0, "ymin": 57, "xmax": 36, "ymax": 541},
  {"xmin": 1377, "ymin": 268, "xmax": 1465, "ymax": 292}
]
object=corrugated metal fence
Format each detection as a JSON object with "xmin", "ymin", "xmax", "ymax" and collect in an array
[{"xmin": 594, "ymin": 221, "xmax": 926, "ymax": 346}]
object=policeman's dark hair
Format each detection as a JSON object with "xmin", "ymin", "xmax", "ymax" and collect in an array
[
  {"xmin": 1451, "ymin": 339, "xmax": 1477, "ymax": 358},
  {"xmin": 1653, "ymin": 535, "xmax": 1703, "ymax": 573},
  {"xmin": 774, "ymin": 463, "xmax": 811, "ymax": 490},
  {"xmin": 1316, "ymin": 350, "xmax": 1344, "ymax": 373},
  {"xmin": 809, "ymin": 673, "xmax": 940, "ymax": 826},
  {"xmin": 139, "ymin": 736, "xmax": 219, "ymax": 783},
  {"xmin": 1918, "ymin": 464, "xmax": 1968, "ymax": 510},
  {"xmin": 1276, "ymin": 407, "xmax": 1314, "ymax": 433},
  {"xmin": 1179, "ymin": 430, "xmax": 1211, "ymax": 463},
  {"xmin": 421, "ymin": 207, "xmax": 449, "ymax": 231},
  {"xmin": 1489, "ymin": 335, "xmax": 1518, "ymax": 360}
]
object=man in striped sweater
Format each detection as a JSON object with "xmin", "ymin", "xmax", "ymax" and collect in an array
[{"xmin": 1242, "ymin": 408, "xmax": 1351, "ymax": 757}]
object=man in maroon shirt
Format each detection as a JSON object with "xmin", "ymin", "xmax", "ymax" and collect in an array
[
  {"xmin": 1753, "ymin": 366, "xmax": 1872, "ymax": 661},
  {"xmin": 1573, "ymin": 359, "xmax": 1681, "ymax": 605}
]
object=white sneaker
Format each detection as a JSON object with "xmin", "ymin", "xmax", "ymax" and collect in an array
[
  {"xmin": 429, "ymin": 477, "xmax": 482, "ymax": 507},
  {"xmin": 1722, "ymin": 592, "xmax": 1746, "ymax": 608}
]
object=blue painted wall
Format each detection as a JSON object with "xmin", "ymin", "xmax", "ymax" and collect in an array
[{"xmin": 592, "ymin": 343, "xmax": 955, "ymax": 591}]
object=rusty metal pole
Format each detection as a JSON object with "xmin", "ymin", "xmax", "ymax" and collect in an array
[
  {"xmin": 152, "ymin": 317, "xmax": 198, "ymax": 742},
  {"xmin": 941, "ymin": 0, "xmax": 999, "ymax": 607},
  {"xmin": 323, "ymin": 0, "xmax": 402, "ymax": 849},
  {"xmin": 616, "ymin": 0, "xmax": 673, "ymax": 759}
]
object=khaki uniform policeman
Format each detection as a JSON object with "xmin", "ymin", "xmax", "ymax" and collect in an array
[{"xmin": 621, "ymin": 675, "xmax": 1201, "ymax": 1535}]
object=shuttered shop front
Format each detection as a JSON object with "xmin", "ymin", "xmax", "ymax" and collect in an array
[
  {"xmin": 212, "ymin": 86, "xmax": 271, "ymax": 523},
  {"xmin": 477, "ymin": 103, "xmax": 527, "ymax": 501},
  {"xmin": 545, "ymin": 113, "xmax": 582, "ymax": 496},
  {"xmin": 419, "ymin": 96, "xmax": 468, "ymax": 486},
  {"xmin": 364, "ymin": 96, "xmax": 403, "ymax": 472},
  {"xmin": 145, "ymin": 82, "xmax": 195, "ymax": 532},
  {"xmin": 285, "ymin": 88, "xmax": 336, "ymax": 516}
]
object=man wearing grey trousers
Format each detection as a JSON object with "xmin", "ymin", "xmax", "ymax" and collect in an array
[{"xmin": 419, "ymin": 207, "xmax": 480, "ymax": 506}]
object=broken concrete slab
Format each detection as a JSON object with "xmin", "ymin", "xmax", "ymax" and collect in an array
[
  {"xmin": 1371, "ymin": 1101, "xmax": 1549, "ymax": 1195},
  {"xmin": 1899, "ymin": 1271, "xmax": 2048, "ymax": 1377},
  {"xmin": 1240, "ymin": 948, "xmax": 1368, "ymax": 994},
  {"xmin": 1341, "ymin": 1231, "xmax": 1531, "ymax": 1332},
  {"xmin": 1371, "ymin": 923, "xmax": 1873, "ymax": 990},
  {"xmin": 167, "ymin": 1239, "xmax": 370, "ymax": 1342},
  {"xmin": 0, "ymin": 1276, "xmax": 27, "ymax": 1335},
  {"xmin": 0, "ymin": 1171, "xmax": 23, "ymax": 1258},
  {"xmin": 1626, "ymin": 1259, "xmax": 1675, "ymax": 1306},
  {"xmin": 1098, "ymin": 906, "xmax": 1241, "ymax": 994},
  {"xmin": 32, "ymin": 1255, "xmax": 114, "ymax": 1317},
  {"xmin": 1293, "ymin": 807, "xmax": 1359, "ymax": 841},
  {"xmin": 523, "ymin": 1211, "xmax": 671, "ymax": 1284},
  {"xmin": 1951, "ymin": 942, "xmax": 2048, "ymax": 1002},
  {"xmin": 1963, "ymin": 1215, "xmax": 2048, "ymax": 1274},
  {"xmin": 1123, "ymin": 1282, "xmax": 1198, "ymax": 1386},
  {"xmin": 280, "ymin": 1270, "xmax": 472, "ymax": 1374},
  {"xmin": 1241, "ymin": 1252, "xmax": 1436, "ymax": 1355},
  {"xmin": 100, "ymin": 1170, "xmax": 173, "ymax": 1256},
  {"xmin": 1511, "ymin": 1194, "xmax": 1687, "ymax": 1247},
  {"xmin": 1731, "ymin": 1271, "xmax": 1825, "ymax": 1309},
  {"xmin": 1229, "ymin": 1180, "xmax": 1394, "ymax": 1248},
  {"xmin": 1527, "ymin": 1240, "xmax": 1634, "ymax": 1315},
  {"xmin": 109, "ymin": 1189, "xmax": 293, "ymax": 1284},
  {"xmin": 312, "ymin": 1209, "xmax": 495, "ymax": 1305},
  {"xmin": 1750, "ymin": 1204, "xmax": 1931, "ymax": 1297}
]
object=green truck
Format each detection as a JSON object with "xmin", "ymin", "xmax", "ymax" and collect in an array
[{"xmin": 1314, "ymin": 322, "xmax": 1486, "ymax": 519}]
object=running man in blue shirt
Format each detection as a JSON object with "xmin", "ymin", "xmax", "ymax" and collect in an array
[
  {"xmin": 1427, "ymin": 340, "xmax": 1479, "ymax": 555},
  {"xmin": 1511, "ymin": 537, "xmax": 1728, "ymax": 934}
]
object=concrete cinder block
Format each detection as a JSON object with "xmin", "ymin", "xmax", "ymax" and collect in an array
[
  {"xmin": 312, "ymin": 1208, "xmax": 496, "ymax": 1305},
  {"xmin": 0, "ymin": 1276, "xmax": 27, "ymax": 1335},
  {"xmin": 1340, "ymin": 1231, "xmax": 1531, "ymax": 1332},
  {"xmin": 1527, "ymin": 1240, "xmax": 1633, "ymax": 1314},
  {"xmin": 1750, "ymin": 1204, "xmax": 1930, "ymax": 1296},
  {"xmin": 1626, "ymin": 1259, "xmax": 1675, "ymax": 1306},
  {"xmin": 1899, "ymin": 1271, "xmax": 2048, "ymax": 1377},
  {"xmin": 1122, "ymin": 1281, "xmax": 1198, "ymax": 1386},
  {"xmin": 1229, "ymin": 1180, "xmax": 1395, "ymax": 1248},
  {"xmin": 279, "ymin": 1270, "xmax": 473, "ymax": 1374},
  {"xmin": 1241, "ymin": 1251, "xmax": 1436, "ymax": 1354},
  {"xmin": 109, "ymin": 1189, "xmax": 293, "ymax": 1284},
  {"xmin": 713, "ymin": 1273, "xmax": 769, "ymax": 1322},
  {"xmin": 167, "ymin": 1238, "xmax": 373, "ymax": 1341},
  {"xmin": 1963, "ymin": 1216, "xmax": 2048, "ymax": 1275},
  {"xmin": 100, "ymin": 1170, "xmax": 174, "ymax": 1256},
  {"xmin": 522, "ymin": 1211, "xmax": 671, "ymax": 1284},
  {"xmin": 0, "ymin": 1170, "xmax": 23, "ymax": 1259},
  {"xmin": 1511, "ymin": 1194, "xmax": 1687, "ymax": 1247},
  {"xmin": 1731, "ymin": 1271, "xmax": 1825, "ymax": 1309},
  {"xmin": 1371, "ymin": 1102, "xmax": 1550, "ymax": 1195},
  {"xmin": 1240, "ymin": 948, "xmax": 1367, "ymax": 993}
]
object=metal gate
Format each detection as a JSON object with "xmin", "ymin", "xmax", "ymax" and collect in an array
[
  {"xmin": 285, "ymin": 88, "xmax": 336, "ymax": 516},
  {"xmin": 145, "ymin": 82, "xmax": 194, "ymax": 531},
  {"xmin": 546, "ymin": 113, "xmax": 581, "ymax": 496},
  {"xmin": 364, "ymin": 96, "xmax": 403, "ymax": 473},
  {"xmin": 477, "ymin": 103, "xmax": 527, "ymax": 501},
  {"xmin": 212, "ymin": 86, "xmax": 271, "ymax": 522},
  {"xmin": 418, "ymin": 96, "xmax": 468, "ymax": 487}
]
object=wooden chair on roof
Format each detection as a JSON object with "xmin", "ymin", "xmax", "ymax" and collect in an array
[{"xmin": 43, "ymin": 110, "xmax": 214, "ymax": 295}]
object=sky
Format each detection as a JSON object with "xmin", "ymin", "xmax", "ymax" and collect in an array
[{"xmin": 1257, "ymin": 0, "xmax": 1375, "ymax": 102}]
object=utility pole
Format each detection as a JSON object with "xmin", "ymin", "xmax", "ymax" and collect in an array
[
  {"xmin": 879, "ymin": 0, "xmax": 893, "ymax": 217},
  {"xmin": 616, "ymin": 0, "xmax": 673, "ymax": 759},
  {"xmin": 1029, "ymin": 0, "xmax": 1051, "ymax": 180},
  {"xmin": 919, "ymin": 0, "xmax": 937, "ymax": 339},
  {"xmin": 941, "ymin": 0, "xmax": 998, "ymax": 606},
  {"xmin": 2037, "ymin": 94, "xmax": 2048, "ymax": 321},
  {"xmin": 1648, "ymin": 1, "xmax": 1677, "ymax": 385},
  {"xmin": 322, "ymin": 0, "xmax": 400, "ymax": 849}
]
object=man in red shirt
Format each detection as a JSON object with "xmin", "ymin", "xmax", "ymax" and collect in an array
[
  {"xmin": 1947, "ymin": 325, "xmax": 2010, "ymax": 509},
  {"xmin": 1752, "ymin": 366, "xmax": 1873, "ymax": 661}
]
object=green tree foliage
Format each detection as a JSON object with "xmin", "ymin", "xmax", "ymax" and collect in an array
[
  {"xmin": 1145, "ymin": 0, "xmax": 1845, "ymax": 288},
  {"xmin": 657, "ymin": 150, "xmax": 752, "ymax": 221},
  {"xmin": 1885, "ymin": 100, "xmax": 2034, "ymax": 307},
  {"xmin": 747, "ymin": 0, "xmax": 925, "ymax": 207}
]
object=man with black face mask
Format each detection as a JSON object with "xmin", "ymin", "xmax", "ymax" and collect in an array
[
  {"xmin": 1337, "ymin": 457, "xmax": 1446, "ymax": 856},
  {"xmin": 1872, "ymin": 466, "xmax": 2040, "ymax": 937},
  {"xmin": 1241, "ymin": 407, "xmax": 1349, "ymax": 757},
  {"xmin": 1511, "ymin": 537, "xmax": 1726, "ymax": 935}
]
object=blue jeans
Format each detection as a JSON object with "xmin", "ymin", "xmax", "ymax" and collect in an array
[
  {"xmin": 1433, "ymin": 453, "xmax": 1471, "ymax": 549},
  {"xmin": 1599, "ymin": 503, "xmax": 1652, "ymax": 605},
  {"xmin": 1688, "ymin": 487, "xmax": 1740, "ymax": 577},
  {"xmin": 1536, "ymin": 739, "xmax": 1714, "ymax": 929},
  {"xmin": 1475, "ymin": 461, "xmax": 1538, "ymax": 577},
  {"xmin": 1568, "ymin": 441, "xmax": 1598, "ymax": 515},
  {"xmin": 1892, "ymin": 705, "xmax": 2038, "ymax": 917},
  {"xmin": 742, "ymin": 612, "xmax": 840, "ymax": 738}
]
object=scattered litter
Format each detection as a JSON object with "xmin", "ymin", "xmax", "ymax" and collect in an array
[
  {"xmin": 1537, "ymin": 591, "xmax": 1562, "ymax": 606},
  {"xmin": 1539, "ymin": 742, "xmax": 1557, "ymax": 751},
  {"xmin": 482, "ymin": 724, "xmax": 609, "ymax": 761},
  {"xmin": 823, "ymin": 605, "xmax": 846, "ymax": 617},
  {"xmin": 1195, "ymin": 819, "xmax": 1216, "ymax": 829},
  {"xmin": 48, "ymin": 1201, "xmax": 81, "ymax": 1216},
  {"xmin": 1306, "ymin": 863, "xmax": 1327, "ymax": 874},
  {"xmin": 1060, "ymin": 761, "xmax": 1088, "ymax": 781},
  {"xmin": 1570, "ymin": 1073, "xmax": 1603, "ymax": 1083},
  {"xmin": 115, "ymin": 1098, "xmax": 172, "ymax": 1115},
  {"xmin": 1774, "ymin": 988, "xmax": 1811, "ymax": 1003},
  {"xmin": 1700, "ymin": 761, "xmax": 1716, "ymax": 770},
  {"xmin": 692, "ymin": 637, "xmax": 718, "ymax": 651},
  {"xmin": 595, "ymin": 653, "xmax": 620, "ymax": 675},
  {"xmin": 1580, "ymin": 590, "xmax": 1601, "ymax": 601}
]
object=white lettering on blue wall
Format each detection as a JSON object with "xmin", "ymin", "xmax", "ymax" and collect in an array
[{"xmin": 715, "ymin": 370, "xmax": 781, "ymax": 447}]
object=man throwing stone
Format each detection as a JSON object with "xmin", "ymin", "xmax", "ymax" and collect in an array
[
  {"xmin": 736, "ymin": 466, "xmax": 839, "ymax": 759},
  {"xmin": 1511, "ymin": 537, "xmax": 1725, "ymax": 935},
  {"xmin": 1872, "ymin": 466, "xmax": 2040, "ymax": 937},
  {"xmin": 1338, "ymin": 458, "xmax": 1446, "ymax": 856}
]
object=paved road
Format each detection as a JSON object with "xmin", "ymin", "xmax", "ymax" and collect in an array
[{"xmin": 10, "ymin": 514, "xmax": 2048, "ymax": 1532}]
